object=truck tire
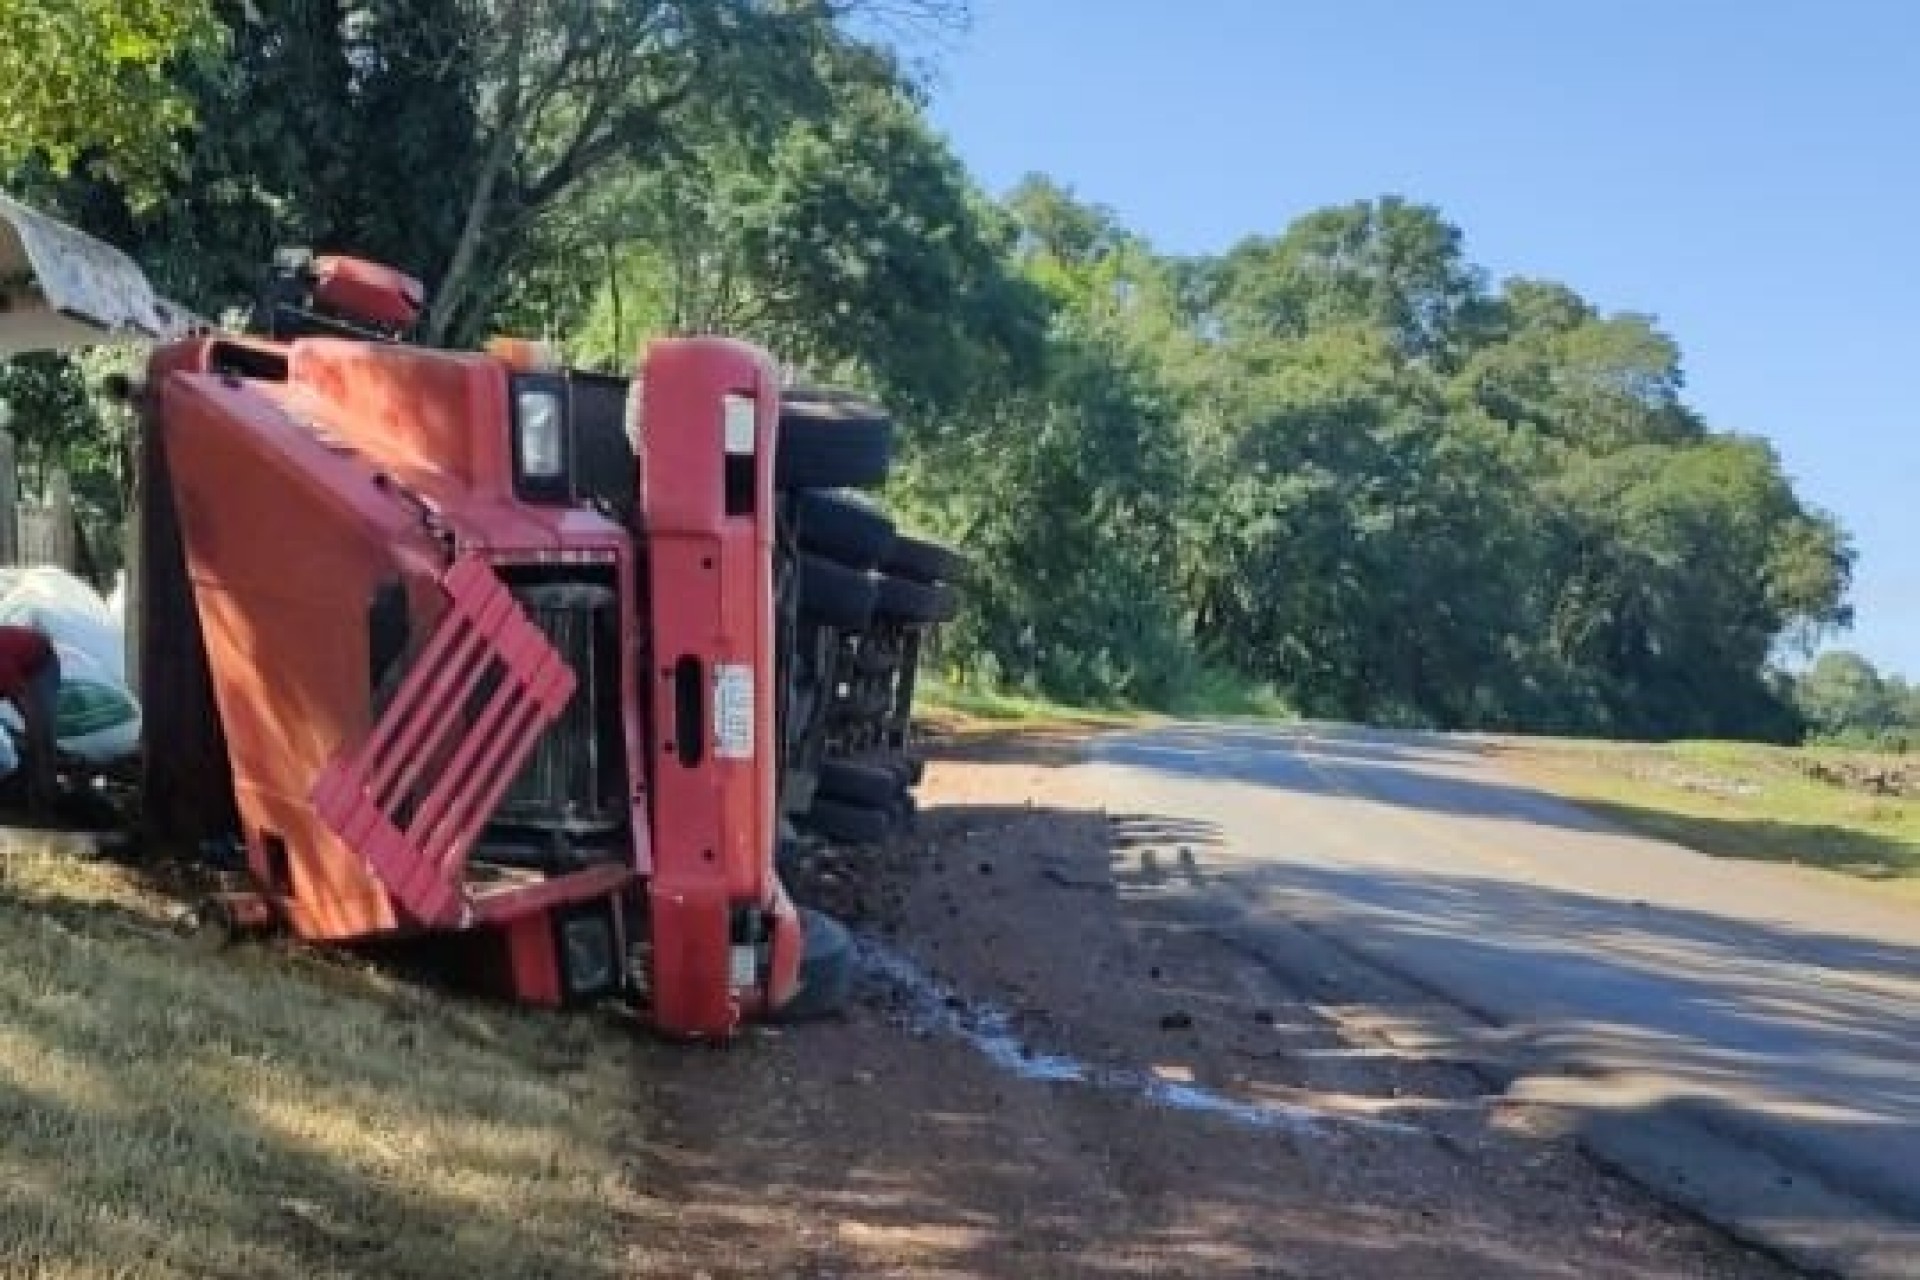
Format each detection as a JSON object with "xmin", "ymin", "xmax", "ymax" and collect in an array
[
  {"xmin": 796, "ymin": 489, "xmax": 895, "ymax": 569},
  {"xmin": 770, "ymin": 907, "xmax": 855, "ymax": 1023},
  {"xmin": 875, "ymin": 574, "xmax": 957, "ymax": 624},
  {"xmin": 882, "ymin": 534, "xmax": 962, "ymax": 584},
  {"xmin": 798, "ymin": 554, "xmax": 877, "ymax": 629},
  {"xmin": 778, "ymin": 389, "xmax": 893, "ymax": 491},
  {"xmin": 807, "ymin": 796, "xmax": 893, "ymax": 846},
  {"xmin": 819, "ymin": 758, "xmax": 903, "ymax": 809}
]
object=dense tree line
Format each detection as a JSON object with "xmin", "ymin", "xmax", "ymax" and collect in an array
[
  {"xmin": 0, "ymin": 1, "xmax": 1858, "ymax": 740},
  {"xmin": 1794, "ymin": 652, "xmax": 1920, "ymax": 749}
]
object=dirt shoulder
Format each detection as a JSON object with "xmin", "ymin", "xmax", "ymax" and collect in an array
[{"xmin": 622, "ymin": 731, "xmax": 1792, "ymax": 1279}]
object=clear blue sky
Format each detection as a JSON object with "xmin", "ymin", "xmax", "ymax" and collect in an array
[{"xmin": 920, "ymin": 0, "xmax": 1918, "ymax": 678}]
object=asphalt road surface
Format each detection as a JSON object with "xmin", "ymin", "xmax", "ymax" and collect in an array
[{"xmin": 1089, "ymin": 723, "xmax": 1920, "ymax": 1280}]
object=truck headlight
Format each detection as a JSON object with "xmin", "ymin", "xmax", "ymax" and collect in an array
[{"xmin": 516, "ymin": 385, "xmax": 565, "ymax": 479}]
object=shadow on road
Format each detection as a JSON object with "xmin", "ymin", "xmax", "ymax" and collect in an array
[
  {"xmin": 1140, "ymin": 848, "xmax": 1920, "ymax": 1222},
  {"xmin": 1099, "ymin": 725, "xmax": 1612, "ymax": 829},
  {"xmin": 1098, "ymin": 724, "xmax": 1920, "ymax": 885}
]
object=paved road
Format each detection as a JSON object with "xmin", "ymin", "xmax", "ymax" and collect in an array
[{"xmin": 1088, "ymin": 723, "xmax": 1920, "ymax": 1280}]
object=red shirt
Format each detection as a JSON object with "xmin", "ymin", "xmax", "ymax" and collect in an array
[{"xmin": 0, "ymin": 627, "xmax": 53, "ymax": 696}]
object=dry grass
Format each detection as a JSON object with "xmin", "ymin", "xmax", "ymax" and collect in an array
[
  {"xmin": 0, "ymin": 832, "xmax": 639, "ymax": 1280},
  {"xmin": 1495, "ymin": 738, "xmax": 1920, "ymax": 894}
]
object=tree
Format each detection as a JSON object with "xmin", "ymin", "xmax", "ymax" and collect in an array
[
  {"xmin": 27, "ymin": 0, "xmax": 966, "ymax": 344},
  {"xmin": 0, "ymin": 350, "xmax": 134, "ymax": 579},
  {"xmin": 4, "ymin": 7, "xmax": 1860, "ymax": 739},
  {"xmin": 560, "ymin": 43, "xmax": 1041, "ymax": 412},
  {"xmin": 425, "ymin": 0, "xmax": 969, "ymax": 344},
  {"xmin": 1211, "ymin": 197, "xmax": 1485, "ymax": 364},
  {"xmin": 0, "ymin": 355, "xmax": 101, "ymax": 500},
  {"xmin": 0, "ymin": 0, "xmax": 222, "ymax": 202},
  {"xmin": 25, "ymin": 0, "xmax": 484, "ymax": 324},
  {"xmin": 1160, "ymin": 201, "xmax": 1852, "ymax": 735},
  {"xmin": 1456, "ymin": 277, "xmax": 1696, "ymax": 451},
  {"xmin": 1797, "ymin": 651, "xmax": 1899, "ymax": 742},
  {"xmin": 897, "ymin": 178, "xmax": 1195, "ymax": 702}
]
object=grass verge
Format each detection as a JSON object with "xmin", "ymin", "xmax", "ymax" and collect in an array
[
  {"xmin": 918, "ymin": 671, "xmax": 1292, "ymax": 729},
  {"xmin": 916, "ymin": 679, "xmax": 1143, "ymax": 728},
  {"xmin": 1494, "ymin": 738, "xmax": 1920, "ymax": 892},
  {"xmin": 0, "ymin": 832, "xmax": 638, "ymax": 1280}
]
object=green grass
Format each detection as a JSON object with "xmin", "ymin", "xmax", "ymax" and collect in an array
[
  {"xmin": 918, "ymin": 670, "xmax": 1292, "ymax": 727},
  {"xmin": 1164, "ymin": 668, "xmax": 1296, "ymax": 721},
  {"xmin": 1499, "ymin": 738, "xmax": 1920, "ymax": 890},
  {"xmin": 917, "ymin": 678, "xmax": 1145, "ymax": 726}
]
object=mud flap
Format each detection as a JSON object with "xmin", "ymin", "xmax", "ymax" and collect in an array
[{"xmin": 310, "ymin": 557, "xmax": 576, "ymax": 927}]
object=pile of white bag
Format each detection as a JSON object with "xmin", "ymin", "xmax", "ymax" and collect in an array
[{"xmin": 0, "ymin": 565, "xmax": 141, "ymax": 776}]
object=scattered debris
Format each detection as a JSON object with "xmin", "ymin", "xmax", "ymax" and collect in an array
[
  {"xmin": 1802, "ymin": 757, "xmax": 1912, "ymax": 797},
  {"xmin": 1039, "ymin": 857, "xmax": 1109, "ymax": 889},
  {"xmin": 1634, "ymin": 763, "xmax": 1762, "ymax": 800}
]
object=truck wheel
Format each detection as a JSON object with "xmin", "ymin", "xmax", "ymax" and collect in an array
[
  {"xmin": 778, "ymin": 389, "xmax": 893, "ymax": 490},
  {"xmin": 882, "ymin": 534, "xmax": 962, "ymax": 584},
  {"xmin": 798, "ymin": 554, "xmax": 877, "ymax": 629},
  {"xmin": 819, "ymin": 758, "xmax": 903, "ymax": 809},
  {"xmin": 807, "ymin": 796, "xmax": 893, "ymax": 846},
  {"xmin": 770, "ymin": 907, "xmax": 855, "ymax": 1023},
  {"xmin": 796, "ymin": 489, "xmax": 896, "ymax": 569},
  {"xmin": 875, "ymin": 574, "xmax": 957, "ymax": 624}
]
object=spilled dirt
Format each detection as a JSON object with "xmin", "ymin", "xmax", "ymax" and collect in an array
[{"xmin": 620, "ymin": 730, "xmax": 1793, "ymax": 1279}]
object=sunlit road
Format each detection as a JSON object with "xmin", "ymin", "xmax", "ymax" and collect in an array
[{"xmin": 1089, "ymin": 723, "xmax": 1920, "ymax": 1279}]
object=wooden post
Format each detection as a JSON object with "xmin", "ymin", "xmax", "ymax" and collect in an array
[
  {"xmin": 45, "ymin": 468, "xmax": 74, "ymax": 571},
  {"xmin": 0, "ymin": 429, "xmax": 17, "ymax": 565}
]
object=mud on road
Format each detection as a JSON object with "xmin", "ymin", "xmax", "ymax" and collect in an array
[{"xmin": 621, "ymin": 730, "xmax": 1793, "ymax": 1279}]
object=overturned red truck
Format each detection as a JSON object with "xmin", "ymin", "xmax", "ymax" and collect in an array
[{"xmin": 0, "ymin": 195, "xmax": 959, "ymax": 1038}]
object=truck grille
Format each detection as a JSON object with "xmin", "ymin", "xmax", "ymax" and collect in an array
[{"xmin": 494, "ymin": 577, "xmax": 624, "ymax": 842}]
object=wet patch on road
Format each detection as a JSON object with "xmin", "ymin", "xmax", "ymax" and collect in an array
[{"xmin": 857, "ymin": 933, "xmax": 1418, "ymax": 1137}]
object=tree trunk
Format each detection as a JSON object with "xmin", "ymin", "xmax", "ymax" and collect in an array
[
  {"xmin": 426, "ymin": 3, "xmax": 530, "ymax": 344},
  {"xmin": 428, "ymin": 121, "xmax": 517, "ymax": 344}
]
